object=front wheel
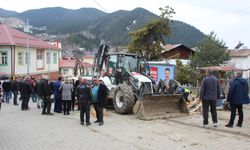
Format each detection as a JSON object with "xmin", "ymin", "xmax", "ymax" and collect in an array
[{"xmin": 113, "ymin": 83, "xmax": 135, "ymax": 114}]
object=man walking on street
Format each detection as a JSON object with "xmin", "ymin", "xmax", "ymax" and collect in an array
[
  {"xmin": 39, "ymin": 74, "xmax": 53, "ymax": 115},
  {"xmin": 76, "ymin": 78, "xmax": 92, "ymax": 126},
  {"xmin": 225, "ymin": 71, "xmax": 250, "ymax": 128},
  {"xmin": 200, "ymin": 71, "xmax": 220, "ymax": 128},
  {"xmin": 92, "ymin": 77, "xmax": 108, "ymax": 126}
]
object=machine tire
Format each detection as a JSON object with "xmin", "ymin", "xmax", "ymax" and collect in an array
[{"xmin": 113, "ymin": 83, "xmax": 135, "ymax": 114}]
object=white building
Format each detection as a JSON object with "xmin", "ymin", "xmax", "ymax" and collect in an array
[
  {"xmin": 228, "ymin": 49, "xmax": 250, "ymax": 78},
  {"xmin": 0, "ymin": 24, "xmax": 60, "ymax": 79}
]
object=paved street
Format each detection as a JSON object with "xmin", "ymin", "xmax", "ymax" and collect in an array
[{"xmin": 1, "ymin": 101, "xmax": 250, "ymax": 150}]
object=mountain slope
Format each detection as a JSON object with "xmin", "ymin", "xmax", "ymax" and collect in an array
[
  {"xmin": 167, "ymin": 20, "xmax": 205, "ymax": 46},
  {"xmin": 84, "ymin": 8, "xmax": 159, "ymax": 46},
  {"xmin": 83, "ymin": 7, "xmax": 204, "ymax": 47},
  {"xmin": 13, "ymin": 7, "xmax": 107, "ymax": 33},
  {"xmin": 0, "ymin": 8, "xmax": 18, "ymax": 17}
]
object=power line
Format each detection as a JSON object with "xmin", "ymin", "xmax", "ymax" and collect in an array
[
  {"xmin": 93, "ymin": 0, "xmax": 109, "ymax": 13},
  {"xmin": 190, "ymin": 6, "xmax": 250, "ymax": 23}
]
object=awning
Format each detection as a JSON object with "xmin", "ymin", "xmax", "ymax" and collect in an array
[{"xmin": 199, "ymin": 66, "xmax": 245, "ymax": 72}]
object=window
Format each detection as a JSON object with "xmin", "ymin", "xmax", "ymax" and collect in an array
[
  {"xmin": 25, "ymin": 52, "xmax": 30, "ymax": 65},
  {"xmin": 37, "ymin": 50, "xmax": 43, "ymax": 59},
  {"xmin": 18, "ymin": 52, "xmax": 24, "ymax": 65},
  {"xmin": 107, "ymin": 55, "xmax": 117, "ymax": 76},
  {"xmin": 0, "ymin": 51, "xmax": 7, "ymax": 65},
  {"xmin": 63, "ymin": 69, "xmax": 69, "ymax": 75},
  {"xmin": 122, "ymin": 55, "xmax": 139, "ymax": 73},
  {"xmin": 46, "ymin": 52, "xmax": 51, "ymax": 64},
  {"xmin": 37, "ymin": 49, "xmax": 44, "ymax": 69},
  {"xmin": 53, "ymin": 53, "xmax": 57, "ymax": 64}
]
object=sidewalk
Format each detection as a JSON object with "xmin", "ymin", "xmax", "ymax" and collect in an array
[{"xmin": 169, "ymin": 105, "xmax": 250, "ymax": 137}]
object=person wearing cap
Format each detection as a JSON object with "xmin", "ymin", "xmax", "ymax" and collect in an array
[
  {"xmin": 225, "ymin": 71, "xmax": 250, "ymax": 128},
  {"xmin": 91, "ymin": 77, "xmax": 108, "ymax": 126}
]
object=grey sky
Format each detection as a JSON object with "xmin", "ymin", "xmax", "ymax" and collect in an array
[{"xmin": 1, "ymin": 0, "xmax": 250, "ymax": 48}]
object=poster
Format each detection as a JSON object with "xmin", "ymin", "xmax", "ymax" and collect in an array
[
  {"xmin": 148, "ymin": 64, "xmax": 175, "ymax": 82},
  {"xmin": 149, "ymin": 67, "xmax": 158, "ymax": 81}
]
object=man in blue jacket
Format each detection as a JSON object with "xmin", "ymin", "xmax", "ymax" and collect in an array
[
  {"xmin": 200, "ymin": 71, "xmax": 220, "ymax": 128},
  {"xmin": 92, "ymin": 77, "xmax": 108, "ymax": 126},
  {"xmin": 225, "ymin": 71, "xmax": 250, "ymax": 128}
]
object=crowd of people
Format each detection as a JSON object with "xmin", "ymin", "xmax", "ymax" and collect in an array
[{"xmin": 0, "ymin": 74, "xmax": 108, "ymax": 126}]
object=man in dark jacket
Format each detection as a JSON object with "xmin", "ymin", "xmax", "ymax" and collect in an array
[
  {"xmin": 200, "ymin": 71, "xmax": 220, "ymax": 128},
  {"xmin": 11, "ymin": 77, "xmax": 20, "ymax": 105},
  {"xmin": 2, "ymin": 78, "xmax": 12, "ymax": 103},
  {"xmin": 20, "ymin": 76, "xmax": 32, "ymax": 110},
  {"xmin": 74, "ymin": 77, "xmax": 81, "ymax": 111},
  {"xmin": 92, "ymin": 77, "xmax": 108, "ymax": 126},
  {"xmin": 53, "ymin": 77, "xmax": 62, "ymax": 113},
  {"xmin": 76, "ymin": 78, "xmax": 92, "ymax": 126},
  {"xmin": 39, "ymin": 74, "xmax": 53, "ymax": 115},
  {"xmin": 225, "ymin": 71, "xmax": 250, "ymax": 127}
]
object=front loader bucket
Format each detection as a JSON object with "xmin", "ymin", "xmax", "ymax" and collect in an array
[{"xmin": 133, "ymin": 94, "xmax": 189, "ymax": 120}]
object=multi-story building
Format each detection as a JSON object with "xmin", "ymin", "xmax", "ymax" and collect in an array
[{"xmin": 0, "ymin": 24, "xmax": 60, "ymax": 79}]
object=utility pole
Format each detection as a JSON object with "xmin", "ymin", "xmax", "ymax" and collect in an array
[
  {"xmin": 24, "ymin": 19, "xmax": 30, "ymax": 75},
  {"xmin": 48, "ymin": 43, "xmax": 51, "ymax": 80}
]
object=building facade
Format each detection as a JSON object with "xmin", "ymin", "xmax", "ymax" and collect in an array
[
  {"xmin": 228, "ymin": 49, "xmax": 250, "ymax": 78},
  {"xmin": 161, "ymin": 44, "xmax": 195, "ymax": 60},
  {"xmin": 0, "ymin": 24, "xmax": 60, "ymax": 79},
  {"xmin": 59, "ymin": 56, "xmax": 93, "ymax": 77}
]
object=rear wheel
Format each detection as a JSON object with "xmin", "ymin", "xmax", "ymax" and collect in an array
[{"xmin": 113, "ymin": 83, "xmax": 135, "ymax": 114}]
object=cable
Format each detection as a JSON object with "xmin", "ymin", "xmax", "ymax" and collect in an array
[
  {"xmin": 93, "ymin": 0, "xmax": 109, "ymax": 13},
  {"xmin": 189, "ymin": 6, "xmax": 250, "ymax": 23}
]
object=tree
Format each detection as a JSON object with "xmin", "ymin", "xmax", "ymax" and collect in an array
[
  {"xmin": 176, "ymin": 60, "xmax": 196, "ymax": 86},
  {"xmin": 191, "ymin": 32, "xmax": 230, "ymax": 68},
  {"xmin": 127, "ymin": 6, "xmax": 175, "ymax": 60}
]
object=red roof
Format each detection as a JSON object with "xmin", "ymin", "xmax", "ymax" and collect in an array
[
  {"xmin": 82, "ymin": 55, "xmax": 95, "ymax": 58},
  {"xmin": 199, "ymin": 66, "xmax": 245, "ymax": 71},
  {"xmin": 81, "ymin": 62, "xmax": 93, "ymax": 67},
  {"xmin": 0, "ymin": 24, "xmax": 58, "ymax": 50},
  {"xmin": 59, "ymin": 58, "xmax": 76, "ymax": 68}
]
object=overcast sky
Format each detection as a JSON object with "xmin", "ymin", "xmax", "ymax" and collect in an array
[{"xmin": 1, "ymin": 0, "xmax": 250, "ymax": 49}]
